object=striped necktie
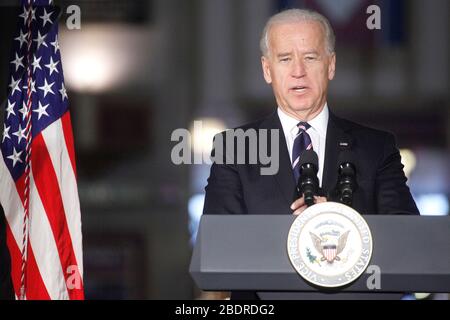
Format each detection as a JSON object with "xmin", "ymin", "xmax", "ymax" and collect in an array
[{"xmin": 292, "ymin": 122, "xmax": 313, "ymax": 182}]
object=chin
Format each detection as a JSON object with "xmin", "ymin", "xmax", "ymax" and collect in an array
[{"xmin": 290, "ymin": 104, "xmax": 314, "ymax": 113}]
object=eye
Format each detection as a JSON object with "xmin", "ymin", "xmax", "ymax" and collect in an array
[
  {"xmin": 279, "ymin": 57, "xmax": 291, "ymax": 63},
  {"xmin": 305, "ymin": 56, "xmax": 316, "ymax": 61}
]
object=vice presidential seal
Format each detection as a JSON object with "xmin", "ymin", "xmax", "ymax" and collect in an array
[{"xmin": 287, "ymin": 202, "xmax": 373, "ymax": 288}]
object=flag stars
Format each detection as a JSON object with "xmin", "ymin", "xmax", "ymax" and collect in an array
[
  {"xmin": 33, "ymin": 101, "xmax": 50, "ymax": 120},
  {"xmin": 18, "ymin": 103, "xmax": 29, "ymax": 121},
  {"xmin": 9, "ymin": 76, "xmax": 21, "ymax": 96},
  {"xmin": 32, "ymin": 55, "xmax": 43, "ymax": 73},
  {"xmin": 38, "ymin": 78, "xmax": 55, "ymax": 98},
  {"xmin": 23, "ymin": 79, "xmax": 37, "ymax": 94},
  {"xmin": 2, "ymin": 124, "xmax": 11, "ymax": 143},
  {"xmin": 11, "ymin": 53, "xmax": 25, "ymax": 72},
  {"xmin": 6, "ymin": 101, "xmax": 16, "ymax": 119},
  {"xmin": 40, "ymin": 8, "xmax": 53, "ymax": 27},
  {"xmin": 14, "ymin": 29, "xmax": 28, "ymax": 49},
  {"xmin": 13, "ymin": 124, "xmax": 27, "ymax": 145},
  {"xmin": 7, "ymin": 147, "xmax": 23, "ymax": 167},
  {"xmin": 50, "ymin": 35, "xmax": 60, "ymax": 54},
  {"xmin": 45, "ymin": 57, "xmax": 59, "ymax": 76},
  {"xmin": 60, "ymin": 83, "xmax": 68, "ymax": 101},
  {"xmin": 33, "ymin": 31, "xmax": 48, "ymax": 50},
  {"xmin": 19, "ymin": 6, "xmax": 36, "ymax": 23}
]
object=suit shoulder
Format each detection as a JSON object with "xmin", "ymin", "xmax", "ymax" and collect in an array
[
  {"xmin": 214, "ymin": 112, "xmax": 275, "ymax": 138},
  {"xmin": 233, "ymin": 112, "xmax": 274, "ymax": 131},
  {"xmin": 336, "ymin": 116, "xmax": 395, "ymax": 142}
]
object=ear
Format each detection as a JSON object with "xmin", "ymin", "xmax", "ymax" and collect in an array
[
  {"xmin": 261, "ymin": 56, "xmax": 272, "ymax": 84},
  {"xmin": 328, "ymin": 53, "xmax": 336, "ymax": 81}
]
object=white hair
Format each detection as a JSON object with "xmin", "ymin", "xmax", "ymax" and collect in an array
[{"xmin": 260, "ymin": 8, "xmax": 336, "ymax": 57}]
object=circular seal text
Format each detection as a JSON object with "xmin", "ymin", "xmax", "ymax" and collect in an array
[{"xmin": 287, "ymin": 202, "xmax": 373, "ymax": 288}]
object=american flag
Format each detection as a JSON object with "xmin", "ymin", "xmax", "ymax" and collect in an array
[{"xmin": 0, "ymin": 0, "xmax": 84, "ymax": 299}]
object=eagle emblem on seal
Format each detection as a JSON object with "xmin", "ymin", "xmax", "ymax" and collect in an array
[{"xmin": 309, "ymin": 230, "xmax": 350, "ymax": 263}]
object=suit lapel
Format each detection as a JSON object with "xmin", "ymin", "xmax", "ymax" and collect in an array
[
  {"xmin": 322, "ymin": 112, "xmax": 352, "ymax": 197},
  {"xmin": 259, "ymin": 111, "xmax": 353, "ymax": 206},
  {"xmin": 260, "ymin": 112, "xmax": 297, "ymax": 206}
]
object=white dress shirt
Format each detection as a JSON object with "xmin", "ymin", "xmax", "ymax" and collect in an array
[{"xmin": 277, "ymin": 104, "xmax": 329, "ymax": 187}]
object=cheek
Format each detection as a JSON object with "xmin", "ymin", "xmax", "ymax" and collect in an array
[
  {"xmin": 279, "ymin": 76, "xmax": 289, "ymax": 92},
  {"xmin": 272, "ymin": 70, "xmax": 288, "ymax": 92},
  {"xmin": 311, "ymin": 67, "xmax": 328, "ymax": 89}
]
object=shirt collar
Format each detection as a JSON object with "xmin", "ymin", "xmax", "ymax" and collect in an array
[
  {"xmin": 277, "ymin": 103, "xmax": 329, "ymax": 137},
  {"xmin": 308, "ymin": 103, "xmax": 329, "ymax": 137},
  {"xmin": 277, "ymin": 107, "xmax": 299, "ymax": 138}
]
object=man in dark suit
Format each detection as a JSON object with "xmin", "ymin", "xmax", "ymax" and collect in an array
[
  {"xmin": 202, "ymin": 8, "xmax": 418, "ymax": 299},
  {"xmin": 1, "ymin": 207, "xmax": 14, "ymax": 299}
]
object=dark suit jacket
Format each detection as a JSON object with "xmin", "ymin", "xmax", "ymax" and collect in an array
[
  {"xmin": 202, "ymin": 110, "xmax": 419, "ymax": 299},
  {"xmin": 0, "ymin": 206, "xmax": 14, "ymax": 300},
  {"xmin": 203, "ymin": 111, "xmax": 419, "ymax": 216}
]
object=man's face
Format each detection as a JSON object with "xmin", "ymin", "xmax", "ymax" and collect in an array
[{"xmin": 261, "ymin": 20, "xmax": 336, "ymax": 120}]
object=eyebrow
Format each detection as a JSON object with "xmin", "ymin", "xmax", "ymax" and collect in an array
[
  {"xmin": 276, "ymin": 52, "xmax": 292, "ymax": 59},
  {"xmin": 276, "ymin": 51, "xmax": 320, "ymax": 58},
  {"xmin": 303, "ymin": 51, "xmax": 319, "ymax": 55}
]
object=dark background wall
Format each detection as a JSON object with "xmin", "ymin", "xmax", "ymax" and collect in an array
[{"xmin": 0, "ymin": 0, "xmax": 449, "ymax": 299}]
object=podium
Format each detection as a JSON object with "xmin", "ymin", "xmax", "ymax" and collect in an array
[{"xmin": 190, "ymin": 215, "xmax": 450, "ymax": 299}]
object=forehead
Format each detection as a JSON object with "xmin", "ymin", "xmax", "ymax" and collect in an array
[{"xmin": 268, "ymin": 20, "xmax": 326, "ymax": 53}]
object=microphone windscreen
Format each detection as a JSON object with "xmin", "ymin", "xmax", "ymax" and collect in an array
[{"xmin": 299, "ymin": 149, "xmax": 319, "ymax": 167}]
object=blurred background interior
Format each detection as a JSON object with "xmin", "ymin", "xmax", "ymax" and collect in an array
[{"xmin": 0, "ymin": 0, "xmax": 449, "ymax": 299}]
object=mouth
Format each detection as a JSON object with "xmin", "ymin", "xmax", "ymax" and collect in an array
[{"xmin": 290, "ymin": 86, "xmax": 309, "ymax": 94}]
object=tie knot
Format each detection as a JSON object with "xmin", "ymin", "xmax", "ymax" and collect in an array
[{"xmin": 297, "ymin": 121, "xmax": 311, "ymax": 132}]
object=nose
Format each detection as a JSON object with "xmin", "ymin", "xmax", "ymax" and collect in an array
[{"xmin": 291, "ymin": 58, "xmax": 306, "ymax": 78}]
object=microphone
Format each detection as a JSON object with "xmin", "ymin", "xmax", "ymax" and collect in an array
[
  {"xmin": 297, "ymin": 149, "xmax": 319, "ymax": 207},
  {"xmin": 336, "ymin": 139, "xmax": 357, "ymax": 206}
]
